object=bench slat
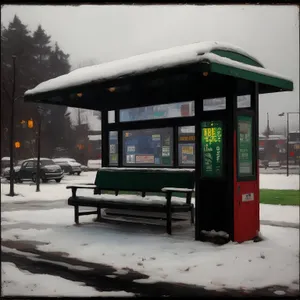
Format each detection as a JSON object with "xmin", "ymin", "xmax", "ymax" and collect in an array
[
  {"xmin": 66, "ymin": 184, "xmax": 97, "ymax": 189},
  {"xmin": 78, "ymin": 210, "xmax": 98, "ymax": 216},
  {"xmin": 162, "ymin": 187, "xmax": 194, "ymax": 193}
]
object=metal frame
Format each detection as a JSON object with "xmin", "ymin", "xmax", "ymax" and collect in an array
[{"xmin": 105, "ymin": 108, "xmax": 197, "ymax": 169}]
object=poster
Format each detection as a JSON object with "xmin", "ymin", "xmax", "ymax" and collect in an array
[
  {"xmin": 152, "ymin": 134, "xmax": 161, "ymax": 141},
  {"xmin": 201, "ymin": 121, "xmax": 223, "ymax": 177},
  {"xmin": 136, "ymin": 155, "xmax": 155, "ymax": 164},
  {"xmin": 110, "ymin": 144, "xmax": 116, "ymax": 154},
  {"xmin": 179, "ymin": 135, "xmax": 195, "ymax": 142},
  {"xmin": 109, "ymin": 154, "xmax": 118, "ymax": 165},
  {"xmin": 123, "ymin": 128, "xmax": 172, "ymax": 166},
  {"xmin": 155, "ymin": 158, "xmax": 161, "ymax": 164},
  {"xmin": 162, "ymin": 146, "xmax": 170, "ymax": 157},
  {"xmin": 237, "ymin": 116, "xmax": 253, "ymax": 176},
  {"xmin": 126, "ymin": 154, "xmax": 136, "ymax": 163},
  {"xmin": 127, "ymin": 145, "xmax": 135, "ymax": 153},
  {"xmin": 182, "ymin": 145, "xmax": 194, "ymax": 155}
]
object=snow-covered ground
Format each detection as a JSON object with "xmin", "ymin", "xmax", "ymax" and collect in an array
[
  {"xmin": 1, "ymin": 172, "xmax": 299, "ymax": 295},
  {"xmin": 260, "ymin": 204, "xmax": 299, "ymax": 225},
  {"xmin": 1, "ymin": 262, "xmax": 134, "ymax": 297},
  {"xmin": 259, "ymin": 173, "xmax": 299, "ymax": 190},
  {"xmin": 1, "ymin": 210, "xmax": 299, "ymax": 292}
]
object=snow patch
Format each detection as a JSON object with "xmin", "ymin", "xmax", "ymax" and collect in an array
[
  {"xmin": 1, "ymin": 246, "xmax": 39, "ymax": 258},
  {"xmin": 259, "ymin": 174, "xmax": 299, "ymax": 190},
  {"xmin": 113, "ymin": 269, "xmax": 129, "ymax": 275},
  {"xmin": 25, "ymin": 41, "xmax": 291, "ymax": 97},
  {"xmin": 1, "ymin": 262, "xmax": 104, "ymax": 296},
  {"xmin": 201, "ymin": 230, "xmax": 230, "ymax": 239},
  {"xmin": 28, "ymin": 257, "xmax": 94, "ymax": 271}
]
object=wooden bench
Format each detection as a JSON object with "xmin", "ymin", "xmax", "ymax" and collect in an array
[{"xmin": 67, "ymin": 168, "xmax": 195, "ymax": 234}]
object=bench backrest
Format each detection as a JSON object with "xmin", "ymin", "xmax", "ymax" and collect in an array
[{"xmin": 94, "ymin": 168, "xmax": 195, "ymax": 192}]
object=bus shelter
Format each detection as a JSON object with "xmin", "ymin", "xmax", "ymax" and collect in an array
[{"xmin": 24, "ymin": 41, "xmax": 293, "ymax": 243}]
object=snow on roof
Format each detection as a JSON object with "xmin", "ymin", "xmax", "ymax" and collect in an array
[
  {"xmin": 53, "ymin": 158, "xmax": 76, "ymax": 161},
  {"xmin": 1, "ymin": 157, "xmax": 10, "ymax": 161},
  {"xmin": 87, "ymin": 114, "xmax": 101, "ymax": 131},
  {"xmin": 25, "ymin": 41, "xmax": 292, "ymax": 97},
  {"xmin": 267, "ymin": 135, "xmax": 286, "ymax": 140},
  {"xmin": 88, "ymin": 134, "xmax": 101, "ymax": 141},
  {"xmin": 27, "ymin": 157, "xmax": 52, "ymax": 161}
]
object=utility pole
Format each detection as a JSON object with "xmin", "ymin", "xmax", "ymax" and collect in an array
[
  {"xmin": 36, "ymin": 106, "xmax": 43, "ymax": 192},
  {"xmin": 286, "ymin": 113, "xmax": 289, "ymax": 177},
  {"xmin": 278, "ymin": 111, "xmax": 300, "ymax": 177},
  {"xmin": 266, "ymin": 112, "xmax": 270, "ymax": 138},
  {"xmin": 8, "ymin": 55, "xmax": 16, "ymax": 196}
]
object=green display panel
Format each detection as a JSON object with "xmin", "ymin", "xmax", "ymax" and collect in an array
[
  {"xmin": 201, "ymin": 121, "xmax": 223, "ymax": 177},
  {"xmin": 237, "ymin": 116, "xmax": 253, "ymax": 176}
]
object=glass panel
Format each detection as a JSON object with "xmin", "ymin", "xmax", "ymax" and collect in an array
[
  {"xmin": 109, "ymin": 131, "xmax": 118, "ymax": 166},
  {"xmin": 108, "ymin": 110, "xmax": 115, "ymax": 124},
  {"xmin": 237, "ymin": 95, "xmax": 251, "ymax": 108},
  {"xmin": 237, "ymin": 115, "xmax": 253, "ymax": 176},
  {"xmin": 120, "ymin": 101, "xmax": 194, "ymax": 122},
  {"xmin": 201, "ymin": 121, "xmax": 223, "ymax": 177},
  {"xmin": 178, "ymin": 126, "xmax": 195, "ymax": 166},
  {"xmin": 123, "ymin": 128, "xmax": 173, "ymax": 166},
  {"xmin": 26, "ymin": 161, "xmax": 34, "ymax": 168},
  {"xmin": 203, "ymin": 97, "xmax": 226, "ymax": 111}
]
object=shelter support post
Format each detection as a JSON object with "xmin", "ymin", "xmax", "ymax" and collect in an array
[
  {"xmin": 194, "ymin": 79, "xmax": 259, "ymax": 243},
  {"xmin": 101, "ymin": 110, "xmax": 109, "ymax": 168}
]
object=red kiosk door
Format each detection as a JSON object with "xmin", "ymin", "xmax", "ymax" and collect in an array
[{"xmin": 234, "ymin": 115, "xmax": 259, "ymax": 242}]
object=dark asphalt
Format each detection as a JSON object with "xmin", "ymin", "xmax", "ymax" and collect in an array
[{"xmin": 2, "ymin": 240, "xmax": 299, "ymax": 298}]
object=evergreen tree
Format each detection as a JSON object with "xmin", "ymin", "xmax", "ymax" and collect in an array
[
  {"xmin": 32, "ymin": 24, "xmax": 52, "ymax": 82},
  {"xmin": 1, "ymin": 15, "xmax": 37, "ymax": 158},
  {"xmin": 1, "ymin": 15, "xmax": 76, "ymax": 159},
  {"xmin": 49, "ymin": 42, "xmax": 70, "ymax": 78}
]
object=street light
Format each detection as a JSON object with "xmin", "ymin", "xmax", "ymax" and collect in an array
[
  {"xmin": 8, "ymin": 55, "xmax": 17, "ymax": 196},
  {"xmin": 35, "ymin": 105, "xmax": 44, "ymax": 192},
  {"xmin": 278, "ymin": 111, "xmax": 300, "ymax": 176}
]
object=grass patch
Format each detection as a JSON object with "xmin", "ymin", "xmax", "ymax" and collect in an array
[
  {"xmin": 103, "ymin": 189, "xmax": 299, "ymax": 206},
  {"xmin": 260, "ymin": 189, "xmax": 299, "ymax": 206}
]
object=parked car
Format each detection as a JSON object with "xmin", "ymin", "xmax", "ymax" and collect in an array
[
  {"xmin": 80, "ymin": 164, "xmax": 89, "ymax": 172},
  {"xmin": 87, "ymin": 159, "xmax": 102, "ymax": 171},
  {"xmin": 1, "ymin": 157, "xmax": 12, "ymax": 176},
  {"xmin": 3, "ymin": 158, "xmax": 64, "ymax": 183},
  {"xmin": 53, "ymin": 158, "xmax": 82, "ymax": 175}
]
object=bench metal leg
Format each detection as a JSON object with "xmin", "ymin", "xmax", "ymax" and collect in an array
[
  {"xmin": 166, "ymin": 211, "xmax": 172, "ymax": 235},
  {"xmin": 191, "ymin": 206, "xmax": 195, "ymax": 224},
  {"xmin": 74, "ymin": 205, "xmax": 79, "ymax": 224},
  {"xmin": 166, "ymin": 192, "xmax": 172, "ymax": 235},
  {"xmin": 96, "ymin": 206, "xmax": 102, "ymax": 222}
]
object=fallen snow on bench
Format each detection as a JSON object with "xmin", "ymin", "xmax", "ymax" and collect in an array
[
  {"xmin": 75, "ymin": 194, "xmax": 189, "ymax": 206},
  {"xmin": 100, "ymin": 167, "xmax": 195, "ymax": 172},
  {"xmin": 1, "ymin": 262, "xmax": 134, "ymax": 297}
]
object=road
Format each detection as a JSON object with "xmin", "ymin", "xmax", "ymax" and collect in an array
[{"xmin": 259, "ymin": 167, "xmax": 300, "ymax": 175}]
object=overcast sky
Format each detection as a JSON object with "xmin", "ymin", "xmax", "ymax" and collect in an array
[{"xmin": 1, "ymin": 4, "xmax": 299, "ymax": 132}]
